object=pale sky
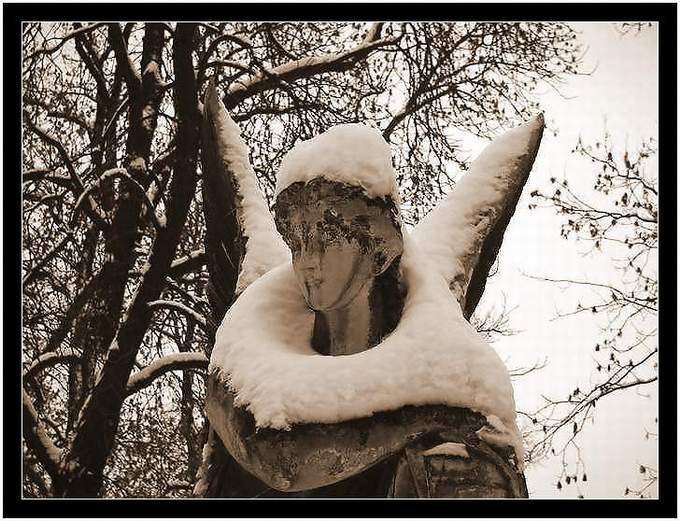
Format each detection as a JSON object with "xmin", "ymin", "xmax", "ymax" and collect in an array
[{"xmin": 464, "ymin": 23, "xmax": 659, "ymax": 498}]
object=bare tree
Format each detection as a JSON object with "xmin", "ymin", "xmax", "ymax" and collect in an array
[
  {"xmin": 614, "ymin": 22, "xmax": 655, "ymax": 35},
  {"xmin": 22, "ymin": 21, "xmax": 580, "ymax": 497},
  {"xmin": 524, "ymin": 132, "xmax": 658, "ymax": 496}
]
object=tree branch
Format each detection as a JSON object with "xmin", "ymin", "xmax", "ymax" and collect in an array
[
  {"xmin": 23, "ymin": 112, "xmax": 109, "ymax": 228},
  {"xmin": 61, "ymin": 23, "xmax": 200, "ymax": 496},
  {"xmin": 22, "ymin": 93, "xmax": 93, "ymax": 134},
  {"xmin": 23, "ymin": 350, "xmax": 81, "ymax": 381},
  {"xmin": 23, "ymin": 113, "xmax": 85, "ymax": 193},
  {"xmin": 73, "ymin": 168, "xmax": 165, "ymax": 231},
  {"xmin": 125, "ymin": 352, "xmax": 208, "ymax": 396},
  {"xmin": 23, "ymin": 390, "xmax": 63, "ymax": 482},
  {"xmin": 41, "ymin": 271, "xmax": 101, "ymax": 355},
  {"xmin": 147, "ymin": 300, "xmax": 207, "ymax": 328},
  {"xmin": 169, "ymin": 249, "xmax": 206, "ymax": 278},
  {"xmin": 23, "ymin": 232, "xmax": 74, "ymax": 287},
  {"xmin": 108, "ymin": 23, "xmax": 141, "ymax": 94},
  {"xmin": 24, "ymin": 23, "xmax": 104, "ymax": 62},
  {"xmin": 73, "ymin": 23, "xmax": 110, "ymax": 104},
  {"xmin": 225, "ymin": 30, "xmax": 399, "ymax": 108}
]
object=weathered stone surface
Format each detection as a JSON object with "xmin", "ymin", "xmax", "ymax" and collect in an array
[
  {"xmin": 206, "ymin": 373, "xmax": 525, "ymax": 495},
  {"xmin": 274, "ymin": 178, "xmax": 404, "ymax": 355},
  {"xmin": 200, "ymin": 110, "xmax": 539, "ymax": 497}
]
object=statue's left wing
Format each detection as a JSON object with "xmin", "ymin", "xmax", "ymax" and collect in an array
[
  {"xmin": 412, "ymin": 115, "xmax": 544, "ymax": 319},
  {"xmin": 201, "ymin": 81, "xmax": 290, "ymax": 331}
]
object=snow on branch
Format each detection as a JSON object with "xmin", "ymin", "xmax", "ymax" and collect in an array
[
  {"xmin": 125, "ymin": 352, "xmax": 208, "ymax": 396},
  {"xmin": 226, "ymin": 26, "xmax": 399, "ymax": 105},
  {"xmin": 108, "ymin": 23, "xmax": 142, "ymax": 91},
  {"xmin": 23, "ymin": 111, "xmax": 109, "ymax": 228},
  {"xmin": 23, "ymin": 390, "xmax": 63, "ymax": 481},
  {"xmin": 169, "ymin": 248, "xmax": 206, "ymax": 278},
  {"xmin": 23, "ymin": 350, "xmax": 81, "ymax": 381},
  {"xmin": 23, "ymin": 232, "xmax": 74, "ymax": 287},
  {"xmin": 74, "ymin": 168, "xmax": 165, "ymax": 230},
  {"xmin": 413, "ymin": 115, "xmax": 544, "ymax": 318},
  {"xmin": 363, "ymin": 22, "xmax": 384, "ymax": 43},
  {"xmin": 23, "ymin": 23, "xmax": 105, "ymax": 63},
  {"xmin": 147, "ymin": 300, "xmax": 207, "ymax": 327}
]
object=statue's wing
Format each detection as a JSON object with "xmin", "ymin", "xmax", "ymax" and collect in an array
[
  {"xmin": 412, "ymin": 115, "xmax": 544, "ymax": 319},
  {"xmin": 201, "ymin": 80, "xmax": 290, "ymax": 332}
]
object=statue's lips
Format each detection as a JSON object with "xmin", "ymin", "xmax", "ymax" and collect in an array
[
  {"xmin": 303, "ymin": 277, "xmax": 324, "ymax": 289},
  {"xmin": 302, "ymin": 278, "xmax": 337, "ymax": 310}
]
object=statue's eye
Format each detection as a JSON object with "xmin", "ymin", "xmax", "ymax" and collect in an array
[
  {"xmin": 321, "ymin": 227, "xmax": 339, "ymax": 244},
  {"xmin": 314, "ymin": 221, "xmax": 339, "ymax": 245},
  {"xmin": 323, "ymin": 208, "xmax": 342, "ymax": 224},
  {"xmin": 289, "ymin": 236, "xmax": 302, "ymax": 252}
]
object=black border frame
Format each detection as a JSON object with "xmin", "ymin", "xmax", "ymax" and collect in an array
[{"xmin": 4, "ymin": 3, "xmax": 676, "ymax": 518}]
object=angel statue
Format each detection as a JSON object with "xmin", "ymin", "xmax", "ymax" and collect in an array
[{"xmin": 193, "ymin": 81, "xmax": 544, "ymax": 498}]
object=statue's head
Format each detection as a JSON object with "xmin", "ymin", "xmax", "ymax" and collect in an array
[{"xmin": 273, "ymin": 124, "xmax": 403, "ymax": 311}]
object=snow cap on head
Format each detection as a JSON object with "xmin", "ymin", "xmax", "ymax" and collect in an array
[{"xmin": 275, "ymin": 124, "xmax": 400, "ymax": 202}]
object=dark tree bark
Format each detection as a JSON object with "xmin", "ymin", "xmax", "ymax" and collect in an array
[{"xmin": 57, "ymin": 23, "xmax": 201, "ymax": 497}]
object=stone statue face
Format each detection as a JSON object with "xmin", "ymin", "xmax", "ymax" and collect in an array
[{"xmin": 274, "ymin": 179, "xmax": 403, "ymax": 311}]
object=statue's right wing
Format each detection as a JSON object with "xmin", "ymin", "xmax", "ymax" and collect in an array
[
  {"xmin": 201, "ymin": 80, "xmax": 290, "ymax": 332},
  {"xmin": 411, "ymin": 115, "xmax": 544, "ymax": 319}
]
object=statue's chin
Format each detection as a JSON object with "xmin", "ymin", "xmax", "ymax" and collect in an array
[
  {"xmin": 303, "ymin": 287, "xmax": 335, "ymax": 311},
  {"xmin": 302, "ymin": 282, "xmax": 351, "ymax": 312}
]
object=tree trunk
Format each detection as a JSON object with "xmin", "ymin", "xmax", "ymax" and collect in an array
[{"xmin": 57, "ymin": 23, "xmax": 200, "ymax": 497}]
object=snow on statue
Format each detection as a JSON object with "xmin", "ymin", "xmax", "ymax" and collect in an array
[{"xmin": 196, "ymin": 80, "xmax": 544, "ymax": 497}]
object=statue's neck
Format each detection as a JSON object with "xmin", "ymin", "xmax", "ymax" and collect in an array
[
  {"xmin": 313, "ymin": 282, "xmax": 372, "ymax": 356},
  {"xmin": 311, "ymin": 261, "xmax": 404, "ymax": 356}
]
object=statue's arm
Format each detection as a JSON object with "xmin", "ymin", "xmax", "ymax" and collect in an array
[
  {"xmin": 205, "ymin": 373, "xmax": 525, "ymax": 493},
  {"xmin": 412, "ymin": 115, "xmax": 544, "ymax": 318}
]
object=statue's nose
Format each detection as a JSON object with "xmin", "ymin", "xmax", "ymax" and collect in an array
[
  {"xmin": 296, "ymin": 241, "xmax": 322, "ymax": 272},
  {"xmin": 297, "ymin": 252, "xmax": 321, "ymax": 274}
]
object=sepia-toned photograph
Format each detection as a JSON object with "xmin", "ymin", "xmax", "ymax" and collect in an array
[{"xmin": 8, "ymin": 2, "xmax": 674, "ymax": 514}]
